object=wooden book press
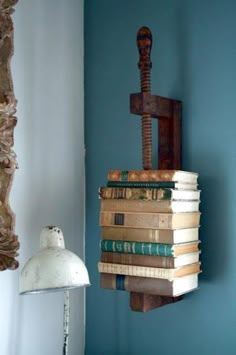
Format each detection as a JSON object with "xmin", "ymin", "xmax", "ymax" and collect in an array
[{"xmin": 129, "ymin": 27, "xmax": 182, "ymax": 312}]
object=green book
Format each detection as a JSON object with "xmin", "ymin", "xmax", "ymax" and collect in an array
[
  {"xmin": 100, "ymin": 240, "xmax": 200, "ymax": 257},
  {"xmin": 107, "ymin": 181, "xmax": 176, "ymax": 188},
  {"xmin": 106, "ymin": 181, "xmax": 198, "ymax": 190}
]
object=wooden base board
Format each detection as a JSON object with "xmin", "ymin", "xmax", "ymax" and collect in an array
[{"xmin": 130, "ymin": 292, "xmax": 182, "ymax": 312}]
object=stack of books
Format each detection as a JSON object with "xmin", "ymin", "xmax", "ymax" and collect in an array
[{"xmin": 98, "ymin": 169, "xmax": 201, "ymax": 297}]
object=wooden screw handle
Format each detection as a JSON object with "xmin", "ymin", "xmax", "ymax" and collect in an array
[{"xmin": 137, "ymin": 26, "xmax": 152, "ymax": 76}]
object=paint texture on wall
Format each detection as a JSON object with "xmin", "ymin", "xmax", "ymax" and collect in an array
[{"xmin": 85, "ymin": 1, "xmax": 236, "ymax": 354}]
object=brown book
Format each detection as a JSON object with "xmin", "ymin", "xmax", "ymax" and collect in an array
[
  {"xmin": 100, "ymin": 199, "xmax": 200, "ymax": 213},
  {"xmin": 108, "ymin": 170, "xmax": 198, "ymax": 184},
  {"xmin": 101, "ymin": 226, "xmax": 199, "ymax": 244},
  {"xmin": 101, "ymin": 251, "xmax": 200, "ymax": 268},
  {"xmin": 100, "ymin": 273, "xmax": 199, "ymax": 296},
  {"xmin": 99, "ymin": 211, "xmax": 201, "ymax": 229},
  {"xmin": 98, "ymin": 261, "xmax": 201, "ymax": 280},
  {"xmin": 99, "ymin": 186, "xmax": 201, "ymax": 201}
]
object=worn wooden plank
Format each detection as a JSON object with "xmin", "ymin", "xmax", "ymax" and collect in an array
[
  {"xmin": 130, "ymin": 93, "xmax": 175, "ymax": 119},
  {"xmin": 158, "ymin": 100, "xmax": 182, "ymax": 170},
  {"xmin": 130, "ymin": 292, "xmax": 182, "ymax": 312}
]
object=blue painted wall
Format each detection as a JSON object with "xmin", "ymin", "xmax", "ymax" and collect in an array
[{"xmin": 85, "ymin": 1, "xmax": 236, "ymax": 354}]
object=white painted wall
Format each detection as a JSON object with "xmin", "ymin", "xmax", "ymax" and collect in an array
[{"xmin": 0, "ymin": 0, "xmax": 86, "ymax": 354}]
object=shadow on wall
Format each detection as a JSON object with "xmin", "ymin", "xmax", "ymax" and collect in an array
[{"xmin": 194, "ymin": 154, "xmax": 230, "ymax": 283}]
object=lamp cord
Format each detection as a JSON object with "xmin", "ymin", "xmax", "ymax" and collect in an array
[{"xmin": 63, "ymin": 291, "xmax": 70, "ymax": 355}]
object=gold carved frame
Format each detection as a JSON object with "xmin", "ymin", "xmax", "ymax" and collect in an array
[{"xmin": 0, "ymin": 0, "xmax": 19, "ymax": 270}]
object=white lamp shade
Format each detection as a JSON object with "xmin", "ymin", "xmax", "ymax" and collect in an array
[{"xmin": 19, "ymin": 226, "xmax": 90, "ymax": 295}]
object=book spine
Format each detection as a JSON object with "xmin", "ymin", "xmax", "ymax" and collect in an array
[
  {"xmin": 100, "ymin": 273, "xmax": 199, "ymax": 296},
  {"xmin": 100, "ymin": 211, "xmax": 200, "ymax": 229},
  {"xmin": 99, "ymin": 211, "xmax": 173, "ymax": 229},
  {"xmin": 107, "ymin": 170, "xmax": 198, "ymax": 183},
  {"xmin": 108, "ymin": 170, "xmax": 176, "ymax": 182},
  {"xmin": 98, "ymin": 262, "xmax": 201, "ymax": 280},
  {"xmin": 99, "ymin": 187, "xmax": 172, "ymax": 200},
  {"xmin": 100, "ymin": 240, "xmax": 173, "ymax": 256},
  {"xmin": 101, "ymin": 227, "xmax": 175, "ymax": 243},
  {"xmin": 98, "ymin": 262, "xmax": 177, "ymax": 280},
  {"xmin": 101, "ymin": 251, "xmax": 177, "ymax": 268},
  {"xmin": 100, "ymin": 273, "xmax": 174, "ymax": 296},
  {"xmin": 100, "ymin": 199, "xmax": 200, "ymax": 213},
  {"xmin": 107, "ymin": 181, "xmax": 176, "ymax": 188},
  {"xmin": 100, "ymin": 199, "xmax": 172, "ymax": 213},
  {"xmin": 101, "ymin": 226, "xmax": 199, "ymax": 244}
]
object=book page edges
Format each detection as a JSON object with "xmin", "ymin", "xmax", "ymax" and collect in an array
[{"xmin": 98, "ymin": 262, "xmax": 201, "ymax": 281}]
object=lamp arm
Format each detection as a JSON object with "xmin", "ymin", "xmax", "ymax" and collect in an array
[{"xmin": 63, "ymin": 290, "xmax": 70, "ymax": 355}]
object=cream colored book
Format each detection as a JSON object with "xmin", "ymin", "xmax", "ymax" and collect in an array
[
  {"xmin": 99, "ymin": 211, "xmax": 201, "ymax": 229},
  {"xmin": 100, "ymin": 199, "xmax": 200, "ymax": 213},
  {"xmin": 101, "ymin": 226, "xmax": 199, "ymax": 244},
  {"xmin": 98, "ymin": 262, "xmax": 201, "ymax": 281},
  {"xmin": 99, "ymin": 186, "xmax": 201, "ymax": 201}
]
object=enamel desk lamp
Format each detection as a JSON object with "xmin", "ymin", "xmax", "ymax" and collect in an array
[{"xmin": 19, "ymin": 225, "xmax": 90, "ymax": 355}]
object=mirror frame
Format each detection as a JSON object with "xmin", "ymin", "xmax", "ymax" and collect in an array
[{"xmin": 0, "ymin": 0, "xmax": 19, "ymax": 271}]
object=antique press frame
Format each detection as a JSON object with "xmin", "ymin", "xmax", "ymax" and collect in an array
[
  {"xmin": 129, "ymin": 27, "xmax": 182, "ymax": 311},
  {"xmin": 0, "ymin": 0, "xmax": 19, "ymax": 271}
]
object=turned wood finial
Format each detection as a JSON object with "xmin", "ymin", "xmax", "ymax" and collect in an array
[{"xmin": 137, "ymin": 26, "xmax": 152, "ymax": 72}]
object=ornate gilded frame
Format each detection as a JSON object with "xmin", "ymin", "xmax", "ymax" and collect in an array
[{"xmin": 0, "ymin": 0, "xmax": 19, "ymax": 270}]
